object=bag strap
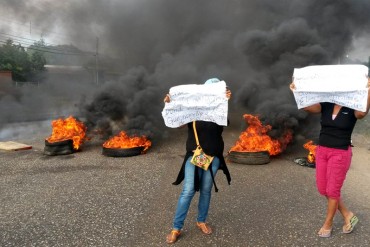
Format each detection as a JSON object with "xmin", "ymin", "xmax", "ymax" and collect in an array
[
  {"xmin": 192, "ymin": 121, "xmax": 200, "ymax": 146},
  {"xmin": 192, "ymin": 121, "xmax": 218, "ymax": 192}
]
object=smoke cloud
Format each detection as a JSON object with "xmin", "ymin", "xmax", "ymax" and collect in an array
[{"xmin": 1, "ymin": 0, "xmax": 370, "ymax": 144}]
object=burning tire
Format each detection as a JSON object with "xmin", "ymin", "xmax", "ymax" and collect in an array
[
  {"xmin": 227, "ymin": 151, "xmax": 270, "ymax": 165},
  {"xmin": 44, "ymin": 139, "xmax": 74, "ymax": 156},
  {"xmin": 102, "ymin": 146, "xmax": 144, "ymax": 157}
]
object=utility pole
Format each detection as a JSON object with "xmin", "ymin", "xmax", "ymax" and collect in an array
[{"xmin": 95, "ymin": 37, "xmax": 99, "ymax": 85}]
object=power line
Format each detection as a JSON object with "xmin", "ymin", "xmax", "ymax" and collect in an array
[
  {"xmin": 28, "ymin": 46, "xmax": 96, "ymax": 56},
  {"xmin": 0, "ymin": 13, "xmax": 99, "ymax": 55},
  {"xmin": 0, "ymin": 32, "xmax": 78, "ymax": 51},
  {"xmin": 0, "ymin": 16, "xmax": 71, "ymax": 40},
  {"xmin": 0, "ymin": 39, "xmax": 94, "ymax": 56},
  {"xmin": 0, "ymin": 10, "xmax": 101, "ymax": 78},
  {"xmin": 0, "ymin": 32, "xmax": 96, "ymax": 55},
  {"xmin": 0, "ymin": 39, "xmax": 95, "ymax": 56}
]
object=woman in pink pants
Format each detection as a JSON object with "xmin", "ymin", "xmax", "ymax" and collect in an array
[{"xmin": 290, "ymin": 78, "xmax": 370, "ymax": 238}]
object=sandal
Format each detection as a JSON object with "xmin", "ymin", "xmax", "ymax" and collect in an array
[
  {"xmin": 318, "ymin": 227, "xmax": 332, "ymax": 238},
  {"xmin": 166, "ymin": 229, "xmax": 181, "ymax": 244},
  {"xmin": 196, "ymin": 222, "xmax": 212, "ymax": 235},
  {"xmin": 343, "ymin": 215, "xmax": 359, "ymax": 234}
]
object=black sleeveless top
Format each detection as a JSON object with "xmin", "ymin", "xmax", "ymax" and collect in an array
[{"xmin": 319, "ymin": 102, "xmax": 357, "ymax": 150}]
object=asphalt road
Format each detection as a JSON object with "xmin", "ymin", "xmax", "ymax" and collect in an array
[{"xmin": 0, "ymin": 121, "xmax": 369, "ymax": 247}]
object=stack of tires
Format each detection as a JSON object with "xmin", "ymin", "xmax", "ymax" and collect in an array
[{"xmin": 44, "ymin": 139, "xmax": 74, "ymax": 156}]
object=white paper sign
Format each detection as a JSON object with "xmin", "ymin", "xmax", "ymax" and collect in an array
[
  {"xmin": 162, "ymin": 81, "xmax": 228, "ymax": 128},
  {"xmin": 292, "ymin": 64, "xmax": 369, "ymax": 111}
]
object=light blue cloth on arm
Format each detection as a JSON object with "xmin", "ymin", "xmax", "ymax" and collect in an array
[{"xmin": 204, "ymin": 78, "xmax": 220, "ymax": 84}]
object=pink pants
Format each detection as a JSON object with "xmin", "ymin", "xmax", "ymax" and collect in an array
[{"xmin": 315, "ymin": 145, "xmax": 352, "ymax": 200}]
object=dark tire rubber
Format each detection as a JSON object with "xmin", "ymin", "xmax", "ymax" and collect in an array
[
  {"xmin": 44, "ymin": 139, "xmax": 74, "ymax": 156},
  {"xmin": 227, "ymin": 151, "xmax": 270, "ymax": 165},
  {"xmin": 102, "ymin": 146, "xmax": 144, "ymax": 157}
]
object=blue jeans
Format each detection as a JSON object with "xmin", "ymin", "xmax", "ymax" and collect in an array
[{"xmin": 172, "ymin": 156, "xmax": 220, "ymax": 230}]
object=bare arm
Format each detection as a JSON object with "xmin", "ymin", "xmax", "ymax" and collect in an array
[
  {"xmin": 163, "ymin": 94, "xmax": 171, "ymax": 103},
  {"xmin": 226, "ymin": 87, "xmax": 232, "ymax": 99},
  {"xmin": 354, "ymin": 77, "xmax": 370, "ymax": 119},
  {"xmin": 289, "ymin": 82, "xmax": 321, "ymax": 113},
  {"xmin": 303, "ymin": 103, "xmax": 322, "ymax": 113}
]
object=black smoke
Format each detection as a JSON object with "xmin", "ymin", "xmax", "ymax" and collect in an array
[{"xmin": 1, "ymin": 0, "xmax": 370, "ymax": 144}]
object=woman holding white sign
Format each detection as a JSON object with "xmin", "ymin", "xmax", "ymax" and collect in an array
[
  {"xmin": 290, "ymin": 77, "xmax": 370, "ymax": 238},
  {"xmin": 164, "ymin": 78, "xmax": 232, "ymax": 244}
]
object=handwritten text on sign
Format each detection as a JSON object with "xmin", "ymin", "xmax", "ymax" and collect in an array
[
  {"xmin": 162, "ymin": 81, "xmax": 228, "ymax": 128},
  {"xmin": 292, "ymin": 64, "xmax": 369, "ymax": 111}
]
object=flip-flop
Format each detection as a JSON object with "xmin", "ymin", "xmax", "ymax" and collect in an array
[
  {"xmin": 318, "ymin": 227, "xmax": 332, "ymax": 238},
  {"xmin": 343, "ymin": 215, "xmax": 359, "ymax": 234}
]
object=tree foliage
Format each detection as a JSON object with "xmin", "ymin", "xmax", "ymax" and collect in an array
[
  {"xmin": 29, "ymin": 39, "xmax": 47, "ymax": 71},
  {"xmin": 0, "ymin": 39, "xmax": 46, "ymax": 82}
]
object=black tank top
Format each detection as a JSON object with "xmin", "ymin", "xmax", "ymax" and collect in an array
[{"xmin": 319, "ymin": 102, "xmax": 357, "ymax": 149}]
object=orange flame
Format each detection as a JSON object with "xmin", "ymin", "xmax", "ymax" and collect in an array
[
  {"xmin": 46, "ymin": 116, "xmax": 87, "ymax": 150},
  {"xmin": 103, "ymin": 131, "xmax": 152, "ymax": 152},
  {"xmin": 303, "ymin": 140, "xmax": 317, "ymax": 163},
  {"xmin": 230, "ymin": 114, "xmax": 293, "ymax": 156}
]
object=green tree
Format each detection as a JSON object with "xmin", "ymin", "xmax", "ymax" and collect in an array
[
  {"xmin": 0, "ymin": 38, "xmax": 46, "ymax": 82},
  {"xmin": 0, "ymin": 39, "xmax": 31, "ymax": 81},
  {"xmin": 30, "ymin": 39, "xmax": 47, "ymax": 71}
]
